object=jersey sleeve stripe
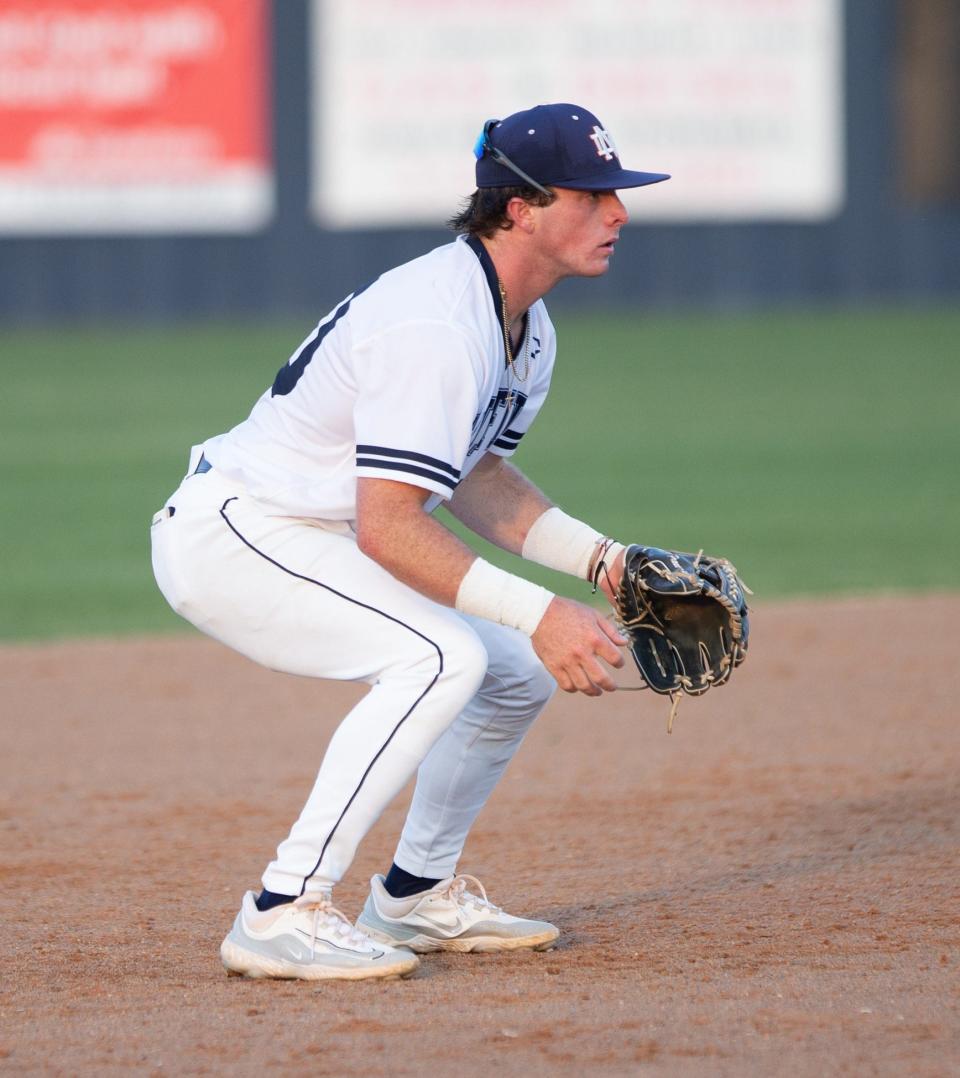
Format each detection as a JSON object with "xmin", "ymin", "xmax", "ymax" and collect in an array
[
  {"xmin": 356, "ymin": 444, "xmax": 461, "ymax": 479},
  {"xmin": 493, "ymin": 429, "xmax": 525, "ymax": 449},
  {"xmin": 356, "ymin": 458, "xmax": 460, "ymax": 491}
]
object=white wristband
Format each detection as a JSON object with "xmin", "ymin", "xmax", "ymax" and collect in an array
[
  {"xmin": 455, "ymin": 558, "xmax": 554, "ymax": 636},
  {"xmin": 523, "ymin": 506, "xmax": 620, "ymax": 581}
]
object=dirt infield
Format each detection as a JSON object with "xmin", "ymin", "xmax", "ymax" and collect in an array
[{"xmin": 2, "ymin": 594, "xmax": 958, "ymax": 1076}]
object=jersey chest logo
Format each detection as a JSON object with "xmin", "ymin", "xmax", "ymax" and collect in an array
[{"xmin": 469, "ymin": 389, "xmax": 527, "ymax": 456}]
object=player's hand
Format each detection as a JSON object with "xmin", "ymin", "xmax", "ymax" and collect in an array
[{"xmin": 531, "ymin": 596, "xmax": 626, "ymax": 696}]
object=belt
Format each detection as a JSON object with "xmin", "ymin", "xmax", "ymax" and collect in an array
[{"xmin": 193, "ymin": 453, "xmax": 213, "ymax": 475}]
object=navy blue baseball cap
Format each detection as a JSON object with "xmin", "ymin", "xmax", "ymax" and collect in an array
[{"xmin": 474, "ymin": 103, "xmax": 670, "ymax": 192}]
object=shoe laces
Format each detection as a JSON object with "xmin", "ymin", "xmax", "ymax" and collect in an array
[
  {"xmin": 441, "ymin": 874, "xmax": 501, "ymax": 914},
  {"xmin": 293, "ymin": 892, "xmax": 374, "ymax": 953}
]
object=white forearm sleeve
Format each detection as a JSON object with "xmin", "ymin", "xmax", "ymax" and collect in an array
[
  {"xmin": 455, "ymin": 558, "xmax": 554, "ymax": 636},
  {"xmin": 521, "ymin": 506, "xmax": 624, "ymax": 580}
]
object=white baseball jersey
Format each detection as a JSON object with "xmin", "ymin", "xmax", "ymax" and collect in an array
[{"xmin": 201, "ymin": 235, "xmax": 557, "ymax": 520}]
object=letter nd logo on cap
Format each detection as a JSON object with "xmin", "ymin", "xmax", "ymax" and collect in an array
[{"xmin": 589, "ymin": 125, "xmax": 618, "ymax": 162}]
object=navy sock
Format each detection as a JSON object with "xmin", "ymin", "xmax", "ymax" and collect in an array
[
  {"xmin": 383, "ymin": 863, "xmax": 443, "ymax": 899},
  {"xmin": 255, "ymin": 889, "xmax": 296, "ymax": 912}
]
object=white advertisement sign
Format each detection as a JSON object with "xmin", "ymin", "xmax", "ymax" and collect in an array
[{"xmin": 312, "ymin": 0, "xmax": 844, "ymax": 227}]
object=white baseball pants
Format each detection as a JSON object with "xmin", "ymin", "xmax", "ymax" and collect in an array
[{"xmin": 150, "ymin": 467, "xmax": 555, "ymax": 896}]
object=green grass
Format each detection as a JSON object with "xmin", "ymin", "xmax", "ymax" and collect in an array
[{"xmin": 2, "ymin": 306, "xmax": 958, "ymax": 641}]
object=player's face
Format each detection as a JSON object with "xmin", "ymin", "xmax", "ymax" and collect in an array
[{"xmin": 533, "ymin": 188, "xmax": 630, "ymax": 280}]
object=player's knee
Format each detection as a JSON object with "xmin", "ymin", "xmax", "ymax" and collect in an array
[
  {"xmin": 440, "ymin": 622, "xmax": 489, "ymax": 702},
  {"xmin": 502, "ymin": 641, "xmax": 557, "ymax": 711},
  {"xmin": 393, "ymin": 619, "xmax": 488, "ymax": 705},
  {"xmin": 468, "ymin": 652, "xmax": 555, "ymax": 745},
  {"xmin": 464, "ymin": 644, "xmax": 556, "ymax": 743},
  {"xmin": 523, "ymin": 658, "xmax": 557, "ymax": 711}
]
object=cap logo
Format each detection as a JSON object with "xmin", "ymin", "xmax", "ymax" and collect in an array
[{"xmin": 589, "ymin": 125, "xmax": 617, "ymax": 162}]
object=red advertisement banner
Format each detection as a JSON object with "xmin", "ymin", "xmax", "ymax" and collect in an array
[{"xmin": 0, "ymin": 0, "xmax": 272, "ymax": 232}]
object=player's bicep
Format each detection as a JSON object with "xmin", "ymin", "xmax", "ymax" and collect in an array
[{"xmin": 356, "ymin": 477, "xmax": 431, "ymax": 522}]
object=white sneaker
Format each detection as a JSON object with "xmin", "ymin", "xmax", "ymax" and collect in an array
[
  {"xmin": 220, "ymin": 891, "xmax": 420, "ymax": 981},
  {"xmin": 356, "ymin": 874, "xmax": 559, "ymax": 954}
]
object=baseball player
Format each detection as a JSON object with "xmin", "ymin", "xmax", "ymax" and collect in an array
[{"xmin": 151, "ymin": 103, "xmax": 669, "ymax": 981}]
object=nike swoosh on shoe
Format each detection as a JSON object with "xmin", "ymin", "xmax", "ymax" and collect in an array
[
  {"xmin": 293, "ymin": 927, "xmax": 385, "ymax": 958},
  {"xmin": 407, "ymin": 912, "xmax": 465, "ymax": 936}
]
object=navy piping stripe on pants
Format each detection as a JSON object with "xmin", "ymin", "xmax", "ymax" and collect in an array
[{"xmin": 217, "ymin": 496, "xmax": 445, "ymax": 894}]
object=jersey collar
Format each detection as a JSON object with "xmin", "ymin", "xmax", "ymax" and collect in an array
[{"xmin": 464, "ymin": 234, "xmax": 528, "ymax": 363}]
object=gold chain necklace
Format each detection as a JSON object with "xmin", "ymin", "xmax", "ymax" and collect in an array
[{"xmin": 498, "ymin": 279, "xmax": 530, "ymax": 386}]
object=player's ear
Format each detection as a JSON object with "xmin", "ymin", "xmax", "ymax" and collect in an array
[{"xmin": 505, "ymin": 196, "xmax": 537, "ymax": 234}]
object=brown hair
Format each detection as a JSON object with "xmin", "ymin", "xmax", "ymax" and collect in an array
[{"xmin": 447, "ymin": 185, "xmax": 556, "ymax": 237}]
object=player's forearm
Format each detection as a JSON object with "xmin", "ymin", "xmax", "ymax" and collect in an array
[
  {"xmin": 447, "ymin": 457, "xmax": 552, "ymax": 554},
  {"xmin": 449, "ymin": 456, "xmax": 624, "ymax": 585},
  {"xmin": 357, "ymin": 476, "xmax": 555, "ymax": 636},
  {"xmin": 356, "ymin": 480, "xmax": 477, "ymax": 607}
]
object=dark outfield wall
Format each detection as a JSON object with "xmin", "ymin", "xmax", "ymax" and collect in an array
[{"xmin": 2, "ymin": 0, "xmax": 958, "ymax": 326}]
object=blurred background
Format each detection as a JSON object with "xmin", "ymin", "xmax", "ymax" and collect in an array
[{"xmin": 1, "ymin": 0, "xmax": 958, "ymax": 640}]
